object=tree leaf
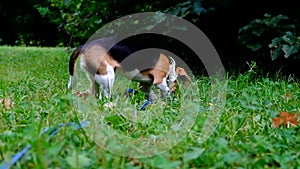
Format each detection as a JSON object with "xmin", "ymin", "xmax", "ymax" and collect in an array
[
  {"xmin": 252, "ymin": 29, "xmax": 265, "ymax": 36},
  {"xmin": 270, "ymin": 47, "xmax": 282, "ymax": 61},
  {"xmin": 193, "ymin": 1, "xmax": 205, "ymax": 15},
  {"xmin": 281, "ymin": 44, "xmax": 299, "ymax": 58},
  {"xmin": 282, "ymin": 31, "xmax": 294, "ymax": 45},
  {"xmin": 282, "ymin": 24, "xmax": 296, "ymax": 30},
  {"xmin": 264, "ymin": 13, "xmax": 271, "ymax": 17},
  {"xmin": 154, "ymin": 12, "xmax": 167, "ymax": 24},
  {"xmin": 246, "ymin": 43, "xmax": 263, "ymax": 51},
  {"xmin": 269, "ymin": 37, "xmax": 281, "ymax": 48},
  {"xmin": 95, "ymin": 19, "xmax": 102, "ymax": 24}
]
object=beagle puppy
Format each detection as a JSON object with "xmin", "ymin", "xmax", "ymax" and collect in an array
[{"xmin": 67, "ymin": 37, "xmax": 180, "ymax": 101}]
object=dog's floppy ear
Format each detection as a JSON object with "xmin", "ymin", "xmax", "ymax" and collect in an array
[
  {"xmin": 171, "ymin": 67, "xmax": 192, "ymax": 93},
  {"xmin": 175, "ymin": 67, "xmax": 192, "ymax": 83}
]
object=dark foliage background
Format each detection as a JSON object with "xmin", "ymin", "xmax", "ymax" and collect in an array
[{"xmin": 1, "ymin": 0, "xmax": 299, "ymax": 77}]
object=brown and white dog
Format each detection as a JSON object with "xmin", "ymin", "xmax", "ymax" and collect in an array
[{"xmin": 67, "ymin": 37, "xmax": 188, "ymax": 101}]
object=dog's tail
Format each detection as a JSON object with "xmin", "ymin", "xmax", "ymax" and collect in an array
[{"xmin": 68, "ymin": 46, "xmax": 83, "ymax": 90}]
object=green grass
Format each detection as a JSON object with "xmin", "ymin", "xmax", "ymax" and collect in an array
[{"xmin": 0, "ymin": 46, "xmax": 299, "ymax": 168}]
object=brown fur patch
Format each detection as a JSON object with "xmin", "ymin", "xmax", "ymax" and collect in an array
[
  {"xmin": 97, "ymin": 60, "xmax": 108, "ymax": 75},
  {"xmin": 82, "ymin": 45, "xmax": 120, "ymax": 75},
  {"xmin": 81, "ymin": 46, "xmax": 170, "ymax": 85},
  {"xmin": 176, "ymin": 67, "xmax": 192, "ymax": 82},
  {"xmin": 148, "ymin": 53, "xmax": 170, "ymax": 84}
]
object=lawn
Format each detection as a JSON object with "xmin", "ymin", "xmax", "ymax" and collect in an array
[{"xmin": 0, "ymin": 46, "xmax": 299, "ymax": 169}]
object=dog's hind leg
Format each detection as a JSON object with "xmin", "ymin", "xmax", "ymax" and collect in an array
[{"xmin": 68, "ymin": 74, "xmax": 78, "ymax": 90}]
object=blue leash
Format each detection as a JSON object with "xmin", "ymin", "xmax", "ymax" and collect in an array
[
  {"xmin": 0, "ymin": 121, "xmax": 88, "ymax": 169},
  {"xmin": 126, "ymin": 88, "xmax": 152, "ymax": 111},
  {"xmin": 140, "ymin": 100, "xmax": 152, "ymax": 110},
  {"xmin": 0, "ymin": 144, "xmax": 32, "ymax": 169}
]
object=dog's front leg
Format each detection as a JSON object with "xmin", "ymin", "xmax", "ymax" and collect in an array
[
  {"xmin": 84, "ymin": 72, "xmax": 98, "ymax": 97},
  {"xmin": 156, "ymin": 77, "xmax": 171, "ymax": 99},
  {"xmin": 95, "ymin": 74, "xmax": 114, "ymax": 99},
  {"xmin": 139, "ymin": 82, "xmax": 157, "ymax": 102},
  {"xmin": 95, "ymin": 63, "xmax": 115, "ymax": 99}
]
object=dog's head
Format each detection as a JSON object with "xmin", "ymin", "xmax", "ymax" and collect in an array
[{"xmin": 169, "ymin": 67, "xmax": 192, "ymax": 93}]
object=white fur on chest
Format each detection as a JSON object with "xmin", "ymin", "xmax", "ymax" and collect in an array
[{"xmin": 95, "ymin": 62, "xmax": 115, "ymax": 98}]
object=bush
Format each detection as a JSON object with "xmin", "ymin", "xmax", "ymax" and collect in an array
[{"xmin": 238, "ymin": 13, "xmax": 300, "ymax": 61}]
